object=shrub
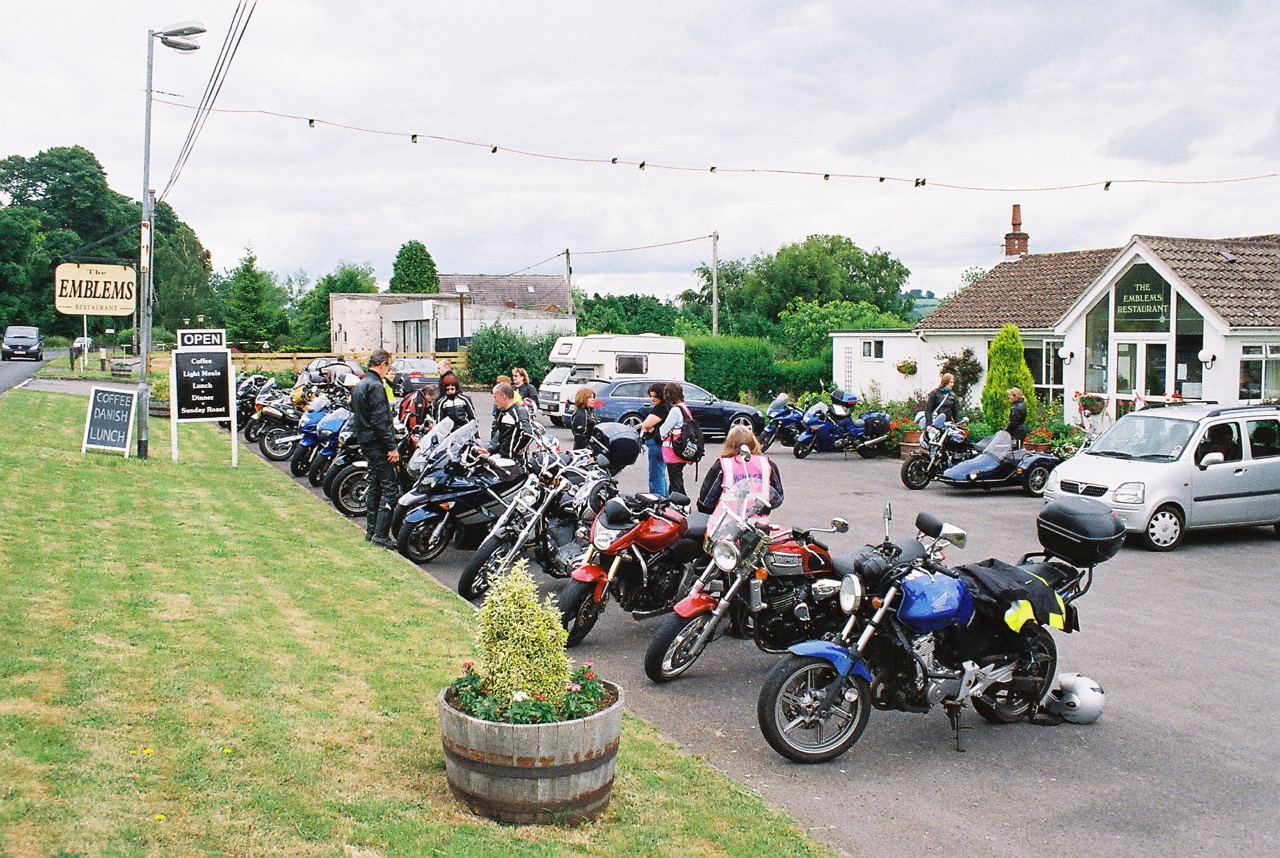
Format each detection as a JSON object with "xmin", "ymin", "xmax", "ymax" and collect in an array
[
  {"xmin": 938, "ymin": 347, "xmax": 983, "ymax": 406},
  {"xmin": 685, "ymin": 336, "xmax": 777, "ymax": 400},
  {"xmin": 981, "ymin": 326, "xmax": 1038, "ymax": 429},
  {"xmin": 475, "ymin": 563, "xmax": 570, "ymax": 702},
  {"xmin": 466, "ymin": 323, "xmax": 571, "ymax": 387},
  {"xmin": 773, "ymin": 348, "xmax": 832, "ymax": 397},
  {"xmin": 966, "ymin": 420, "xmax": 994, "ymax": 442}
]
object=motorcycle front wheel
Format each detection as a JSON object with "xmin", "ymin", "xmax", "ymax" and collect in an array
[
  {"xmin": 307, "ymin": 453, "xmax": 330, "ymax": 486},
  {"xmin": 259, "ymin": 426, "xmax": 296, "ymax": 461},
  {"xmin": 558, "ymin": 578, "xmax": 601, "ymax": 647},
  {"xmin": 644, "ymin": 612, "xmax": 715, "ymax": 683},
  {"xmin": 244, "ymin": 417, "xmax": 264, "ymax": 443},
  {"xmin": 289, "ymin": 444, "xmax": 313, "ymax": 477},
  {"xmin": 331, "ymin": 465, "xmax": 368, "ymax": 517},
  {"xmin": 792, "ymin": 437, "xmax": 816, "ymax": 460},
  {"xmin": 397, "ymin": 515, "xmax": 455, "ymax": 565},
  {"xmin": 758, "ymin": 655, "xmax": 871, "ymax": 764},
  {"xmin": 900, "ymin": 453, "xmax": 934, "ymax": 490},
  {"xmin": 458, "ymin": 533, "xmax": 515, "ymax": 601},
  {"xmin": 758, "ymin": 427, "xmax": 776, "ymax": 453},
  {"xmin": 972, "ymin": 626, "xmax": 1058, "ymax": 724}
]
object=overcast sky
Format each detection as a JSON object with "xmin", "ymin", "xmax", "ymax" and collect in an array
[{"xmin": 5, "ymin": 1, "xmax": 1278, "ymax": 301}]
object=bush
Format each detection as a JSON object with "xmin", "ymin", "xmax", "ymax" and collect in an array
[
  {"xmin": 966, "ymin": 420, "xmax": 994, "ymax": 442},
  {"xmin": 475, "ymin": 563, "xmax": 570, "ymax": 702},
  {"xmin": 685, "ymin": 336, "xmax": 777, "ymax": 400},
  {"xmin": 773, "ymin": 347, "xmax": 832, "ymax": 397},
  {"xmin": 466, "ymin": 323, "xmax": 572, "ymax": 387},
  {"xmin": 981, "ymin": 325, "xmax": 1037, "ymax": 429}
]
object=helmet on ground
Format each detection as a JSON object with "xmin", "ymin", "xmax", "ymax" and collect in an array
[{"xmin": 1044, "ymin": 673, "xmax": 1105, "ymax": 724}]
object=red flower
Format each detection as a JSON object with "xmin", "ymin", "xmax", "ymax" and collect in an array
[
  {"xmin": 584, "ymin": 671, "xmax": 596, "ymax": 681},
  {"xmin": 461, "ymin": 661, "xmax": 474, "ymax": 671}
]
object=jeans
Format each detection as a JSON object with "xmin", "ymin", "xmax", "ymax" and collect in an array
[{"xmin": 645, "ymin": 439, "xmax": 669, "ymax": 496}]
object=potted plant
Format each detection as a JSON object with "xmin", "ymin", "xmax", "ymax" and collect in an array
[
  {"xmin": 438, "ymin": 562, "xmax": 623, "ymax": 825},
  {"xmin": 1024, "ymin": 427, "xmax": 1053, "ymax": 452},
  {"xmin": 1073, "ymin": 390, "xmax": 1106, "ymax": 417},
  {"xmin": 895, "ymin": 358, "xmax": 918, "ymax": 377}
]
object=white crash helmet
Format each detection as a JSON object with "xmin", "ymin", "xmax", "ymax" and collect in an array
[
  {"xmin": 341, "ymin": 373, "xmax": 359, "ymax": 389},
  {"xmin": 1044, "ymin": 673, "xmax": 1105, "ymax": 724}
]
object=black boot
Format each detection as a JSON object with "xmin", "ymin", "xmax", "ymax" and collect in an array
[{"xmin": 371, "ymin": 507, "xmax": 397, "ymax": 549}]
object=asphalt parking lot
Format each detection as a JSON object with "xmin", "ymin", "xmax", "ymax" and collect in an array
[{"xmin": 241, "ymin": 398, "xmax": 1280, "ymax": 856}]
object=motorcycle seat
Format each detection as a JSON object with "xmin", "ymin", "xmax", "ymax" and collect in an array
[
  {"xmin": 1016, "ymin": 560, "xmax": 1077, "ymax": 591},
  {"xmin": 851, "ymin": 419, "xmax": 865, "ymax": 429},
  {"xmin": 684, "ymin": 512, "xmax": 709, "ymax": 541},
  {"xmin": 831, "ymin": 552, "xmax": 858, "ymax": 579}
]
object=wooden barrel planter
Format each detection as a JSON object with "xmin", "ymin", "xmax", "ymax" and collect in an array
[{"xmin": 438, "ymin": 682, "xmax": 624, "ymax": 825}]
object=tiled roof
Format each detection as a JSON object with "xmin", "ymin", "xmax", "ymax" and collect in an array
[
  {"xmin": 1136, "ymin": 235, "xmax": 1280, "ymax": 327},
  {"xmin": 918, "ymin": 248, "xmax": 1120, "ymax": 331},
  {"xmin": 438, "ymin": 274, "xmax": 572, "ymax": 313}
]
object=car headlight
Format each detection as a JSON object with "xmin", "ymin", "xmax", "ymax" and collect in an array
[
  {"xmin": 839, "ymin": 574, "xmax": 863, "ymax": 614},
  {"xmin": 711, "ymin": 540, "xmax": 740, "ymax": 572},
  {"xmin": 592, "ymin": 527, "xmax": 620, "ymax": 550},
  {"xmin": 1114, "ymin": 482, "xmax": 1145, "ymax": 504}
]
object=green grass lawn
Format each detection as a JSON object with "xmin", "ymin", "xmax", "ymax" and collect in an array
[{"xmin": 0, "ymin": 390, "xmax": 831, "ymax": 857}]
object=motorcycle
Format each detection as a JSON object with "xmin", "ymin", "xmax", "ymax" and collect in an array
[
  {"xmin": 327, "ymin": 417, "xmax": 419, "ymax": 518},
  {"xmin": 758, "ymin": 393, "xmax": 806, "ymax": 452},
  {"xmin": 289, "ymin": 395, "xmax": 335, "ymax": 477},
  {"xmin": 900, "ymin": 418, "xmax": 979, "ymax": 490},
  {"xmin": 642, "ymin": 483, "xmax": 850, "ymax": 683},
  {"xmin": 937, "ymin": 430, "xmax": 1059, "ymax": 497},
  {"xmin": 456, "ymin": 423, "xmax": 640, "ymax": 601},
  {"xmin": 243, "ymin": 379, "xmax": 281, "ymax": 443},
  {"xmin": 755, "ymin": 497, "xmax": 1123, "ymax": 763},
  {"xmin": 392, "ymin": 421, "xmax": 527, "ymax": 565},
  {"xmin": 557, "ymin": 491, "xmax": 710, "ymax": 647},
  {"xmin": 257, "ymin": 393, "xmax": 306, "ymax": 461},
  {"xmin": 792, "ymin": 389, "xmax": 891, "ymax": 459},
  {"xmin": 306, "ymin": 407, "xmax": 351, "ymax": 486}
]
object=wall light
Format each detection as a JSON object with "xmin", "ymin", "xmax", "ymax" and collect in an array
[
  {"xmin": 1197, "ymin": 348, "xmax": 1216, "ymax": 370},
  {"xmin": 1058, "ymin": 346, "xmax": 1074, "ymax": 365}
]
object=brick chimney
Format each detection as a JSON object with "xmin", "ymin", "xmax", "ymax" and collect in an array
[{"xmin": 1004, "ymin": 204, "xmax": 1029, "ymax": 256}]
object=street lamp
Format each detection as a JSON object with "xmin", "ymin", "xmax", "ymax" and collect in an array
[
  {"xmin": 454, "ymin": 284, "xmax": 470, "ymax": 349},
  {"xmin": 138, "ymin": 21, "xmax": 205, "ymax": 459}
]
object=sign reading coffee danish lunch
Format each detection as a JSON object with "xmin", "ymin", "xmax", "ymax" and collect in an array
[{"xmin": 82, "ymin": 387, "xmax": 137, "ymax": 457}]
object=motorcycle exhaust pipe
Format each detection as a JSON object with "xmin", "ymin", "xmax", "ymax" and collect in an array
[{"xmin": 276, "ymin": 434, "xmax": 303, "ymax": 444}]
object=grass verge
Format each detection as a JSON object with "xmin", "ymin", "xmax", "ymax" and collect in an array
[{"xmin": 0, "ymin": 389, "xmax": 831, "ymax": 857}]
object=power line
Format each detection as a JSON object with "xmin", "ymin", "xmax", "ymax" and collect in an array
[{"xmin": 149, "ymin": 97, "xmax": 1280, "ymax": 193}]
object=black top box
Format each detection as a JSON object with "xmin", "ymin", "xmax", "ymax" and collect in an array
[
  {"xmin": 592, "ymin": 422, "xmax": 641, "ymax": 470},
  {"xmin": 1037, "ymin": 497, "xmax": 1125, "ymax": 567}
]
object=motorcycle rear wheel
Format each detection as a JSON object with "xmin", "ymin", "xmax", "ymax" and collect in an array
[
  {"xmin": 259, "ymin": 426, "xmax": 296, "ymax": 461},
  {"xmin": 331, "ymin": 465, "xmax": 368, "ymax": 517},
  {"xmin": 397, "ymin": 516, "xmax": 455, "ymax": 564},
  {"xmin": 900, "ymin": 453, "xmax": 934, "ymax": 490},
  {"xmin": 972, "ymin": 626, "xmax": 1058, "ymax": 724},
  {"xmin": 289, "ymin": 444, "xmax": 313, "ymax": 477},
  {"xmin": 458, "ymin": 534, "xmax": 514, "ymax": 601},
  {"xmin": 644, "ymin": 612, "xmax": 714, "ymax": 683},
  {"xmin": 856, "ymin": 443, "xmax": 881, "ymax": 459},
  {"xmin": 792, "ymin": 438, "xmax": 816, "ymax": 459},
  {"xmin": 758, "ymin": 655, "xmax": 871, "ymax": 763},
  {"xmin": 323, "ymin": 459, "xmax": 346, "ymax": 499},
  {"xmin": 558, "ymin": 578, "xmax": 601, "ymax": 647}
]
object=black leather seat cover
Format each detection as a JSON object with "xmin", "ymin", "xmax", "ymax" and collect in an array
[{"xmin": 1016, "ymin": 560, "xmax": 1075, "ymax": 590}]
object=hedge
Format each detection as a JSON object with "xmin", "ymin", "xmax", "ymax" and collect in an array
[
  {"xmin": 685, "ymin": 336, "xmax": 777, "ymax": 400},
  {"xmin": 466, "ymin": 323, "xmax": 573, "ymax": 387}
]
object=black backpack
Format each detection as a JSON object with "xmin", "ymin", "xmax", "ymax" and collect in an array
[{"xmin": 669, "ymin": 405, "xmax": 706, "ymax": 462}]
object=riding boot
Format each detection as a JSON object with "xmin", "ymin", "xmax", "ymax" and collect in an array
[{"xmin": 372, "ymin": 506, "xmax": 397, "ymax": 549}]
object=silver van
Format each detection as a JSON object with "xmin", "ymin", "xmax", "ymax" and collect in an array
[
  {"xmin": 2, "ymin": 326, "xmax": 43, "ymax": 361},
  {"xmin": 1043, "ymin": 404, "xmax": 1280, "ymax": 550}
]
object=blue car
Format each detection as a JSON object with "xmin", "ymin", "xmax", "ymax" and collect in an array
[{"xmin": 584, "ymin": 379, "xmax": 763, "ymax": 439}]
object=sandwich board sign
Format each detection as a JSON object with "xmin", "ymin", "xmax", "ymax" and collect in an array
[
  {"xmin": 170, "ymin": 327, "xmax": 237, "ymax": 466},
  {"xmin": 82, "ymin": 387, "xmax": 138, "ymax": 456}
]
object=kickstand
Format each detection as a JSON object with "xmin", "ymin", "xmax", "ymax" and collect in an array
[{"xmin": 945, "ymin": 702, "xmax": 969, "ymax": 752}]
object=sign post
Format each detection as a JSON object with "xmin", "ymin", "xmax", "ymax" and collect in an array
[
  {"xmin": 82, "ymin": 387, "xmax": 138, "ymax": 457},
  {"xmin": 170, "ymin": 328, "xmax": 237, "ymax": 466}
]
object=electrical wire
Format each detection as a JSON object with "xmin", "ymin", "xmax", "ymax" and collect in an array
[{"xmin": 149, "ymin": 97, "xmax": 1280, "ymax": 193}]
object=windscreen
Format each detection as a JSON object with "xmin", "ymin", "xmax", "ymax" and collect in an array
[{"xmin": 1090, "ymin": 414, "xmax": 1197, "ymax": 461}]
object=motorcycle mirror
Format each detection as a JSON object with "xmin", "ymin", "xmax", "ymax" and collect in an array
[
  {"xmin": 740, "ymin": 444, "xmax": 751, "ymax": 461},
  {"xmin": 831, "ymin": 517, "xmax": 849, "ymax": 533},
  {"xmin": 884, "ymin": 502, "xmax": 892, "ymax": 522},
  {"xmin": 939, "ymin": 522, "xmax": 967, "ymax": 549}
]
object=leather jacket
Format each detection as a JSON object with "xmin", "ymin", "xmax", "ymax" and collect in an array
[{"xmin": 351, "ymin": 373, "xmax": 396, "ymax": 452}]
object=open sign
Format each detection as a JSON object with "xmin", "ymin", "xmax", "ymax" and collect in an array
[{"xmin": 176, "ymin": 328, "xmax": 227, "ymax": 350}]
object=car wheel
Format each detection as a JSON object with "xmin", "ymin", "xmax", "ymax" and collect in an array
[
  {"xmin": 1143, "ymin": 504, "xmax": 1184, "ymax": 551},
  {"xmin": 729, "ymin": 413, "xmax": 756, "ymax": 432},
  {"xmin": 621, "ymin": 413, "xmax": 644, "ymax": 433},
  {"xmin": 1023, "ymin": 464, "xmax": 1052, "ymax": 497}
]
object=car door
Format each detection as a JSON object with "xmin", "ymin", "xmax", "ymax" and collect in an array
[
  {"xmin": 1242, "ymin": 418, "xmax": 1280, "ymax": 524},
  {"xmin": 608, "ymin": 381, "xmax": 651, "ymax": 423},
  {"xmin": 1189, "ymin": 420, "xmax": 1252, "ymax": 526},
  {"xmin": 681, "ymin": 383, "xmax": 723, "ymax": 435}
]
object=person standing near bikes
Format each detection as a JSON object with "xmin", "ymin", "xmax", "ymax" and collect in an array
[
  {"xmin": 639, "ymin": 382, "xmax": 670, "ymax": 496},
  {"xmin": 658, "ymin": 381, "xmax": 692, "ymax": 497},
  {"xmin": 697, "ymin": 425, "xmax": 784, "ymax": 518},
  {"xmin": 352, "ymin": 348, "xmax": 400, "ymax": 548}
]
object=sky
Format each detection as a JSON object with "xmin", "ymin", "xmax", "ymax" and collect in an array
[{"xmin": 4, "ymin": 1, "xmax": 1279, "ymax": 302}]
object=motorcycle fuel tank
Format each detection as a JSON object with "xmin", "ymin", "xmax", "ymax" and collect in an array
[{"xmin": 897, "ymin": 570, "xmax": 975, "ymax": 632}]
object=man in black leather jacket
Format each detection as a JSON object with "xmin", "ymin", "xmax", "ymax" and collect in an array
[
  {"xmin": 351, "ymin": 349, "xmax": 400, "ymax": 547},
  {"xmin": 481, "ymin": 382, "xmax": 532, "ymax": 459}
]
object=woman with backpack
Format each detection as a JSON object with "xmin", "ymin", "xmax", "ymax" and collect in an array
[{"xmin": 659, "ymin": 381, "xmax": 695, "ymax": 496}]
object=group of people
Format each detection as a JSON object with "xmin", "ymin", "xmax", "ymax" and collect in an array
[{"xmin": 923, "ymin": 371, "xmax": 1029, "ymax": 446}]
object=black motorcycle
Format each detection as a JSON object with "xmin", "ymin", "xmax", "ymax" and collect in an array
[
  {"xmin": 900, "ymin": 418, "xmax": 978, "ymax": 490},
  {"xmin": 327, "ymin": 417, "xmax": 419, "ymax": 518}
]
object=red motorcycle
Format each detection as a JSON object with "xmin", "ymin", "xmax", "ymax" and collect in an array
[
  {"xmin": 643, "ymin": 502, "xmax": 850, "ymax": 682},
  {"xmin": 558, "ymin": 491, "xmax": 711, "ymax": 646}
]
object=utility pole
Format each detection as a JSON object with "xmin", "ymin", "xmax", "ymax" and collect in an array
[
  {"xmin": 564, "ymin": 248, "xmax": 572, "ymax": 295},
  {"xmin": 711, "ymin": 231, "xmax": 719, "ymax": 337}
]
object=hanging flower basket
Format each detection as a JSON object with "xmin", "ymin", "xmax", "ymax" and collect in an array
[{"xmin": 895, "ymin": 359, "xmax": 918, "ymax": 377}]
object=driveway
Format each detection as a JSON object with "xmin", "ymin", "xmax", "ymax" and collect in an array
[{"xmin": 0, "ymin": 351, "xmax": 59, "ymax": 396}]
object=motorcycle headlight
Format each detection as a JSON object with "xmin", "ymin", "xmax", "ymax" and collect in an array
[
  {"xmin": 839, "ymin": 574, "xmax": 863, "ymax": 614},
  {"xmin": 1114, "ymin": 481, "xmax": 1145, "ymax": 504},
  {"xmin": 711, "ymin": 540, "xmax": 740, "ymax": 572},
  {"xmin": 592, "ymin": 527, "xmax": 619, "ymax": 550}
]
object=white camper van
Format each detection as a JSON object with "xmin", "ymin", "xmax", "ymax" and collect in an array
[{"xmin": 541, "ymin": 334, "xmax": 685, "ymax": 425}]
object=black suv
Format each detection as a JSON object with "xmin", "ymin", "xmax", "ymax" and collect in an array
[{"xmin": 2, "ymin": 326, "xmax": 43, "ymax": 361}]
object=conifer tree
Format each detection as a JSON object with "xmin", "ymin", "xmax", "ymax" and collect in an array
[{"xmin": 982, "ymin": 324, "xmax": 1038, "ymax": 429}]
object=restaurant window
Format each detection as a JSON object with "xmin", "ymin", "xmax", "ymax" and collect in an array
[
  {"xmin": 1174, "ymin": 298, "xmax": 1204, "ymax": 398},
  {"xmin": 1113, "ymin": 264, "xmax": 1171, "ymax": 334},
  {"xmin": 1084, "ymin": 295, "xmax": 1109, "ymax": 393},
  {"xmin": 862, "ymin": 339, "xmax": 884, "ymax": 359},
  {"xmin": 1240, "ymin": 345, "xmax": 1280, "ymax": 402},
  {"xmin": 1024, "ymin": 341, "xmax": 1064, "ymax": 403}
]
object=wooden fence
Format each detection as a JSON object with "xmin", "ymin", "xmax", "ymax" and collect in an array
[{"xmin": 146, "ymin": 350, "xmax": 467, "ymax": 377}]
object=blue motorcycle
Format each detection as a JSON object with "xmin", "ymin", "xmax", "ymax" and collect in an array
[
  {"xmin": 758, "ymin": 393, "xmax": 806, "ymax": 452},
  {"xmin": 791, "ymin": 388, "xmax": 891, "ymax": 459},
  {"xmin": 756, "ymin": 499, "xmax": 1122, "ymax": 762},
  {"xmin": 305, "ymin": 407, "xmax": 351, "ymax": 486},
  {"xmin": 289, "ymin": 395, "xmax": 334, "ymax": 477}
]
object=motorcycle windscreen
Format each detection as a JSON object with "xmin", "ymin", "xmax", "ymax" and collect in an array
[
  {"xmin": 942, "ymin": 431, "xmax": 1014, "ymax": 481},
  {"xmin": 768, "ymin": 393, "xmax": 790, "ymax": 413},
  {"xmin": 897, "ymin": 570, "xmax": 975, "ymax": 632}
]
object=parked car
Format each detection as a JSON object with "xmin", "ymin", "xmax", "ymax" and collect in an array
[
  {"xmin": 72, "ymin": 336, "xmax": 95, "ymax": 354},
  {"xmin": 391, "ymin": 358, "xmax": 439, "ymax": 395},
  {"xmin": 303, "ymin": 357, "xmax": 364, "ymax": 383},
  {"xmin": 585, "ymin": 378, "xmax": 763, "ymax": 439},
  {"xmin": 2, "ymin": 326, "xmax": 43, "ymax": 361},
  {"xmin": 1043, "ymin": 404, "xmax": 1280, "ymax": 551}
]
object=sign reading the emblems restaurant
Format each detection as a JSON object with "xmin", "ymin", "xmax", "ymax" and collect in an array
[{"xmin": 1114, "ymin": 264, "xmax": 1171, "ymax": 332}]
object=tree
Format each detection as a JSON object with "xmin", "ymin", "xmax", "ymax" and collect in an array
[
  {"xmin": 290, "ymin": 262, "xmax": 377, "ymax": 350},
  {"xmin": 981, "ymin": 325, "xmax": 1038, "ymax": 429},
  {"xmin": 388, "ymin": 240, "xmax": 439, "ymax": 293},
  {"xmin": 777, "ymin": 299, "xmax": 910, "ymax": 358},
  {"xmin": 154, "ymin": 223, "xmax": 215, "ymax": 331},
  {"xmin": 224, "ymin": 251, "xmax": 287, "ymax": 350}
]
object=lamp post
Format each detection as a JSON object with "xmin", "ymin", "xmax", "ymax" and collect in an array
[
  {"xmin": 138, "ymin": 21, "xmax": 204, "ymax": 459},
  {"xmin": 454, "ymin": 284, "xmax": 470, "ymax": 350}
]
